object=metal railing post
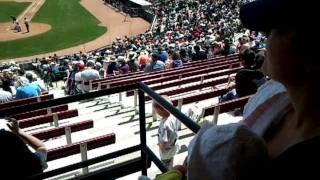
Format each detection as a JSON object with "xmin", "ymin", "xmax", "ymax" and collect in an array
[
  {"xmin": 152, "ymin": 105, "xmax": 157, "ymax": 122},
  {"xmin": 65, "ymin": 127, "xmax": 72, "ymax": 145},
  {"xmin": 119, "ymin": 92, "xmax": 122, "ymax": 101},
  {"xmin": 134, "ymin": 90, "xmax": 138, "ymax": 113},
  {"xmin": 48, "ymin": 108, "xmax": 53, "ymax": 126},
  {"xmin": 212, "ymin": 106, "xmax": 220, "ymax": 125},
  {"xmin": 89, "ymin": 80, "xmax": 93, "ymax": 91},
  {"xmin": 80, "ymin": 143, "xmax": 89, "ymax": 174},
  {"xmin": 177, "ymin": 99, "xmax": 183, "ymax": 111},
  {"xmin": 138, "ymin": 89, "xmax": 148, "ymax": 176},
  {"xmin": 53, "ymin": 114, "xmax": 59, "ymax": 127}
]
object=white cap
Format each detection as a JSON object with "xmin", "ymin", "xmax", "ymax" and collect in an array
[
  {"xmin": 95, "ymin": 62, "xmax": 102, "ymax": 67},
  {"xmin": 117, "ymin": 56, "xmax": 125, "ymax": 61}
]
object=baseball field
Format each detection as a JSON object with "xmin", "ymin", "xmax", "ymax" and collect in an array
[
  {"xmin": 0, "ymin": 1, "xmax": 30, "ymax": 22},
  {"xmin": 0, "ymin": 0, "xmax": 107, "ymax": 60}
]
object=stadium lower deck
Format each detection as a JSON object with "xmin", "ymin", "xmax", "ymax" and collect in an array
[{"xmin": 19, "ymin": 72, "xmax": 242, "ymax": 179}]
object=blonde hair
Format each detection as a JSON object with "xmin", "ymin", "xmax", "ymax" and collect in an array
[{"xmin": 153, "ymin": 95, "xmax": 173, "ymax": 112}]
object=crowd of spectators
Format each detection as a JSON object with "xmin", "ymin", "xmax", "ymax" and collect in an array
[
  {"xmin": 0, "ymin": 1, "xmax": 268, "ymax": 177},
  {"xmin": 26, "ymin": 0, "xmax": 266, "ymax": 96},
  {"xmin": 3, "ymin": 0, "xmax": 319, "ymax": 179},
  {"xmin": 0, "ymin": 61, "xmax": 46, "ymax": 103}
]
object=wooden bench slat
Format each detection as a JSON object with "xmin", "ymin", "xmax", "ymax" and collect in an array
[
  {"xmin": 171, "ymin": 88, "xmax": 228, "ymax": 106},
  {"xmin": 146, "ymin": 77, "xmax": 230, "ymax": 101},
  {"xmin": 31, "ymin": 120, "xmax": 94, "ymax": 140},
  {"xmin": 18, "ymin": 109, "xmax": 78, "ymax": 128},
  {"xmin": 203, "ymin": 95, "xmax": 253, "ymax": 117},
  {"xmin": 47, "ymin": 133, "xmax": 116, "ymax": 161},
  {"xmin": 0, "ymin": 94, "xmax": 54, "ymax": 109},
  {"xmin": 12, "ymin": 104, "xmax": 68, "ymax": 120}
]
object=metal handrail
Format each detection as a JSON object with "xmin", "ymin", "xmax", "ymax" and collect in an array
[
  {"xmin": 29, "ymin": 145, "xmax": 141, "ymax": 179},
  {"xmin": 0, "ymin": 83, "xmax": 139, "ymax": 118},
  {"xmin": 138, "ymin": 82, "xmax": 201, "ymax": 133}
]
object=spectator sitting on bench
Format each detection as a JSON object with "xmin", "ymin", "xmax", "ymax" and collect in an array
[
  {"xmin": 144, "ymin": 50, "xmax": 165, "ymax": 73},
  {"xmin": 26, "ymin": 73, "xmax": 46, "ymax": 93},
  {"xmin": 0, "ymin": 119, "xmax": 47, "ymax": 179},
  {"xmin": 49, "ymin": 62, "xmax": 61, "ymax": 82},
  {"xmin": 0, "ymin": 70, "xmax": 15, "ymax": 94},
  {"xmin": 64, "ymin": 62, "xmax": 79, "ymax": 95},
  {"xmin": 15, "ymin": 77, "xmax": 41, "ymax": 99},
  {"xmin": 117, "ymin": 56, "xmax": 129, "ymax": 74},
  {"xmin": 192, "ymin": 45, "xmax": 207, "ymax": 61},
  {"xmin": 74, "ymin": 63, "xmax": 85, "ymax": 94},
  {"xmin": 220, "ymin": 49, "xmax": 266, "ymax": 103},
  {"xmin": 138, "ymin": 51, "xmax": 149, "ymax": 71},
  {"xmin": 80, "ymin": 61, "xmax": 99, "ymax": 93},
  {"xmin": 95, "ymin": 62, "xmax": 105, "ymax": 78},
  {"xmin": 127, "ymin": 51, "xmax": 139, "ymax": 72},
  {"xmin": 170, "ymin": 51, "xmax": 183, "ymax": 69},
  {"xmin": 107, "ymin": 56, "xmax": 118, "ymax": 75},
  {"xmin": 0, "ymin": 88, "xmax": 12, "ymax": 103}
]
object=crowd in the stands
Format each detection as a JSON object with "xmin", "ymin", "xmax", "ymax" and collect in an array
[
  {"xmin": 0, "ymin": 61, "xmax": 47, "ymax": 103},
  {"xmin": 21, "ymin": 0, "xmax": 266, "ymax": 95},
  {"xmin": 2, "ymin": 0, "xmax": 320, "ymax": 179}
]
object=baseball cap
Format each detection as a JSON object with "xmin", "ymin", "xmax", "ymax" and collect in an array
[
  {"xmin": 78, "ymin": 64, "xmax": 85, "ymax": 70},
  {"xmin": 151, "ymin": 50, "xmax": 159, "ymax": 58},
  {"xmin": 240, "ymin": 0, "xmax": 316, "ymax": 31}
]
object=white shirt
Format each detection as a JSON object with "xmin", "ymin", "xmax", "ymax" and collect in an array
[
  {"xmin": 80, "ymin": 68, "xmax": 99, "ymax": 81},
  {"xmin": 158, "ymin": 115, "xmax": 177, "ymax": 145},
  {"xmin": 158, "ymin": 115, "xmax": 178, "ymax": 160},
  {"xmin": 80, "ymin": 68, "xmax": 99, "ymax": 92},
  {"xmin": 0, "ymin": 90, "xmax": 12, "ymax": 103}
]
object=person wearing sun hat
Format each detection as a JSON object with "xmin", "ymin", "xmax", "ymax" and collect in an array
[
  {"xmin": 107, "ymin": 56, "xmax": 118, "ymax": 75},
  {"xmin": 127, "ymin": 51, "xmax": 139, "ymax": 72},
  {"xmin": 117, "ymin": 56, "xmax": 129, "ymax": 74}
]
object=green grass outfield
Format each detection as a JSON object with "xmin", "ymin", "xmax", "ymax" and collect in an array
[
  {"xmin": 0, "ymin": 2, "xmax": 30, "ymax": 22},
  {"xmin": 0, "ymin": 0, "xmax": 107, "ymax": 60}
]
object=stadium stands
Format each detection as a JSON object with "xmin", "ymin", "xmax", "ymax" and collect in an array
[{"xmin": 0, "ymin": 0, "xmax": 273, "ymax": 177}]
